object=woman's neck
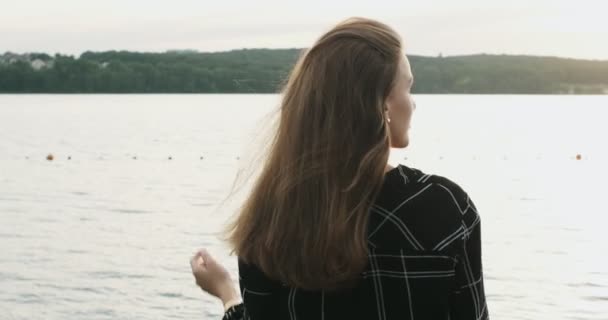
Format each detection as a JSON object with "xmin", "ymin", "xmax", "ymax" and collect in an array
[{"xmin": 384, "ymin": 164, "xmax": 395, "ymax": 173}]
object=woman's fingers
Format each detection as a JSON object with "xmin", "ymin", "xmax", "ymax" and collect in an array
[
  {"xmin": 189, "ymin": 248, "xmax": 238, "ymax": 301},
  {"xmin": 190, "ymin": 252, "xmax": 205, "ymax": 271},
  {"xmin": 198, "ymin": 249, "xmax": 212, "ymax": 265}
]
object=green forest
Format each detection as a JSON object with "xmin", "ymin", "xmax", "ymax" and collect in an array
[{"xmin": 1, "ymin": 49, "xmax": 607, "ymax": 94}]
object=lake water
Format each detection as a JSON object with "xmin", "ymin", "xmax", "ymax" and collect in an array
[{"xmin": 1, "ymin": 94, "xmax": 607, "ymax": 320}]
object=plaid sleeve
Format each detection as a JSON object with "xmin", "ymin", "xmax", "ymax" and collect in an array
[
  {"xmin": 222, "ymin": 303, "xmax": 245, "ymax": 320},
  {"xmin": 449, "ymin": 197, "xmax": 489, "ymax": 320}
]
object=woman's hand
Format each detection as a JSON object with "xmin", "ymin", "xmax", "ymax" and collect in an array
[{"xmin": 190, "ymin": 248, "xmax": 240, "ymax": 307}]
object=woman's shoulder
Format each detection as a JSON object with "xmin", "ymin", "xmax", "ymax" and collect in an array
[
  {"xmin": 385, "ymin": 164, "xmax": 470, "ymax": 195},
  {"xmin": 381, "ymin": 163, "xmax": 477, "ymax": 218},
  {"xmin": 373, "ymin": 164, "xmax": 480, "ymax": 251}
]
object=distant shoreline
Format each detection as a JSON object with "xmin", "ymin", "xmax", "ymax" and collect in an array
[
  {"xmin": 1, "ymin": 49, "xmax": 607, "ymax": 94},
  {"xmin": 3, "ymin": 93, "xmax": 607, "ymax": 97}
]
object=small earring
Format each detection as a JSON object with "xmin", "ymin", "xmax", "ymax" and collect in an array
[{"xmin": 387, "ymin": 117, "xmax": 391, "ymax": 123}]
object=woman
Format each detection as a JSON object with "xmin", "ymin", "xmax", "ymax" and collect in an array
[{"xmin": 190, "ymin": 17, "xmax": 488, "ymax": 320}]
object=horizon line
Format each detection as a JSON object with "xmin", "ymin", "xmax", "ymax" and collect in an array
[{"xmin": 2, "ymin": 48, "xmax": 607, "ymax": 62}]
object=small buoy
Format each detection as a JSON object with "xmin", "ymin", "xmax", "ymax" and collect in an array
[
  {"xmin": 68, "ymin": 156, "xmax": 71, "ymax": 160},
  {"xmin": 168, "ymin": 156, "xmax": 172, "ymax": 160},
  {"xmin": 133, "ymin": 156, "xmax": 137, "ymax": 160},
  {"xmin": 200, "ymin": 156, "xmax": 204, "ymax": 160},
  {"xmin": 46, "ymin": 154, "xmax": 54, "ymax": 161},
  {"xmin": 576, "ymin": 154, "xmax": 582, "ymax": 160}
]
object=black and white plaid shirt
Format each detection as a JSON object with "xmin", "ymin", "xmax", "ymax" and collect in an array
[{"xmin": 221, "ymin": 164, "xmax": 489, "ymax": 320}]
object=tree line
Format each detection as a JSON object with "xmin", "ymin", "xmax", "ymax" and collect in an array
[{"xmin": 1, "ymin": 49, "xmax": 606, "ymax": 94}]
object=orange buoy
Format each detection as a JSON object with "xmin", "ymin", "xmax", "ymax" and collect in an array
[
  {"xmin": 46, "ymin": 154, "xmax": 54, "ymax": 161},
  {"xmin": 576, "ymin": 154, "xmax": 582, "ymax": 160}
]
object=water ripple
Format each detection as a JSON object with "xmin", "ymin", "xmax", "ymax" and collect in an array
[
  {"xmin": 111, "ymin": 208, "xmax": 152, "ymax": 214},
  {"xmin": 158, "ymin": 292, "xmax": 185, "ymax": 299},
  {"xmin": 567, "ymin": 282, "xmax": 606, "ymax": 288},
  {"xmin": 86, "ymin": 271, "xmax": 153, "ymax": 279}
]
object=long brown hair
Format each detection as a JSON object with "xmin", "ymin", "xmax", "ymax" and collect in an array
[{"xmin": 225, "ymin": 17, "xmax": 402, "ymax": 291}]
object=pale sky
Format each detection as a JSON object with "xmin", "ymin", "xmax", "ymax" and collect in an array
[{"xmin": 1, "ymin": 0, "xmax": 607, "ymax": 60}]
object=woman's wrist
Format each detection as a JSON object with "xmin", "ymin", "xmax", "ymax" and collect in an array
[
  {"xmin": 218, "ymin": 285, "xmax": 241, "ymax": 310},
  {"xmin": 223, "ymin": 297, "xmax": 243, "ymax": 311}
]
